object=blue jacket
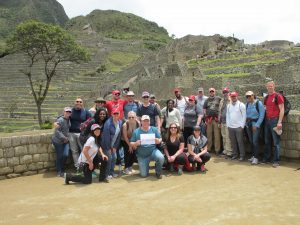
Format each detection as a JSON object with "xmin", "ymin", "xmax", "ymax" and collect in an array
[
  {"xmin": 101, "ymin": 117, "xmax": 123, "ymax": 151},
  {"xmin": 246, "ymin": 100, "xmax": 265, "ymax": 128}
]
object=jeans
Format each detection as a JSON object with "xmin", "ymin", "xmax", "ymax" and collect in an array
[
  {"xmin": 52, "ymin": 142, "xmax": 69, "ymax": 173},
  {"xmin": 109, "ymin": 150, "xmax": 117, "ymax": 175},
  {"xmin": 228, "ymin": 127, "xmax": 245, "ymax": 158},
  {"xmin": 137, "ymin": 149, "xmax": 164, "ymax": 177},
  {"xmin": 245, "ymin": 123, "xmax": 260, "ymax": 159},
  {"xmin": 264, "ymin": 118, "xmax": 281, "ymax": 163},
  {"xmin": 68, "ymin": 133, "xmax": 82, "ymax": 168}
]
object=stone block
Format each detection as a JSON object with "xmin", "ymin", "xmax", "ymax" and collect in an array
[
  {"xmin": 41, "ymin": 133, "xmax": 52, "ymax": 144},
  {"xmin": 36, "ymin": 144, "xmax": 48, "ymax": 154},
  {"xmin": 38, "ymin": 169, "xmax": 48, "ymax": 174},
  {"xmin": 286, "ymin": 124, "xmax": 297, "ymax": 132},
  {"xmin": 7, "ymin": 157, "xmax": 19, "ymax": 167},
  {"xmin": 32, "ymin": 154, "xmax": 40, "ymax": 163},
  {"xmin": 20, "ymin": 136, "xmax": 29, "ymax": 145},
  {"xmin": 40, "ymin": 153, "xmax": 49, "ymax": 162},
  {"xmin": 0, "ymin": 167, "xmax": 14, "ymax": 175},
  {"xmin": 4, "ymin": 148, "xmax": 14, "ymax": 158},
  {"xmin": 0, "ymin": 176, "xmax": 6, "ymax": 180},
  {"xmin": 285, "ymin": 150, "xmax": 300, "ymax": 159},
  {"xmin": 11, "ymin": 136, "xmax": 22, "ymax": 147},
  {"xmin": 0, "ymin": 158, "xmax": 7, "ymax": 167},
  {"xmin": 28, "ymin": 144, "xmax": 38, "ymax": 154},
  {"xmin": 7, "ymin": 173, "xmax": 21, "ymax": 179},
  {"xmin": 49, "ymin": 153, "xmax": 56, "ymax": 162},
  {"xmin": 20, "ymin": 155, "xmax": 33, "ymax": 164},
  {"xmin": 287, "ymin": 114, "xmax": 300, "ymax": 124},
  {"xmin": 28, "ymin": 162, "xmax": 44, "ymax": 171},
  {"xmin": 29, "ymin": 135, "xmax": 41, "ymax": 144},
  {"xmin": 14, "ymin": 165, "xmax": 27, "ymax": 173},
  {"xmin": 48, "ymin": 144, "xmax": 55, "ymax": 153},
  {"xmin": 44, "ymin": 161, "xmax": 55, "ymax": 168},
  {"xmin": 15, "ymin": 146, "xmax": 27, "ymax": 156},
  {"xmin": 23, "ymin": 171, "xmax": 37, "ymax": 176},
  {"xmin": 296, "ymin": 124, "xmax": 300, "ymax": 132},
  {"xmin": 1, "ymin": 137, "xmax": 12, "ymax": 148},
  {"xmin": 0, "ymin": 149, "xmax": 3, "ymax": 158}
]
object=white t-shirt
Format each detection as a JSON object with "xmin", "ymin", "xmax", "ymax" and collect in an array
[
  {"xmin": 175, "ymin": 96, "xmax": 188, "ymax": 117},
  {"xmin": 78, "ymin": 136, "xmax": 99, "ymax": 164}
]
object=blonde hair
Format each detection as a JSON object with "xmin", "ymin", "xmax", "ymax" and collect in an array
[{"xmin": 165, "ymin": 123, "xmax": 181, "ymax": 141}]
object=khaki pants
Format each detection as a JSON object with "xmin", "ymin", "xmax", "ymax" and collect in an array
[
  {"xmin": 221, "ymin": 123, "xmax": 232, "ymax": 156},
  {"xmin": 206, "ymin": 120, "xmax": 221, "ymax": 153}
]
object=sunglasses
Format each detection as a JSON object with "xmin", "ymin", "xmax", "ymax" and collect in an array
[
  {"xmin": 128, "ymin": 117, "xmax": 135, "ymax": 119},
  {"xmin": 113, "ymin": 113, "xmax": 119, "ymax": 115},
  {"xmin": 127, "ymin": 95, "xmax": 134, "ymax": 97},
  {"xmin": 114, "ymin": 93, "xmax": 120, "ymax": 96},
  {"xmin": 246, "ymin": 95, "xmax": 252, "ymax": 98},
  {"xmin": 209, "ymin": 90, "xmax": 215, "ymax": 93},
  {"xmin": 76, "ymin": 101, "xmax": 82, "ymax": 103},
  {"xmin": 65, "ymin": 111, "xmax": 72, "ymax": 113},
  {"xmin": 143, "ymin": 96, "xmax": 149, "ymax": 99},
  {"xmin": 170, "ymin": 127, "xmax": 177, "ymax": 129},
  {"xmin": 188, "ymin": 99, "xmax": 194, "ymax": 102}
]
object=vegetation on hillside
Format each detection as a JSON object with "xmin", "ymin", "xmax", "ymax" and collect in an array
[{"xmin": 66, "ymin": 10, "xmax": 171, "ymax": 44}]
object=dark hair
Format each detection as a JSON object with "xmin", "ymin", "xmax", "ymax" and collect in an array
[
  {"xmin": 90, "ymin": 124, "xmax": 101, "ymax": 147},
  {"xmin": 165, "ymin": 123, "xmax": 181, "ymax": 141},
  {"xmin": 166, "ymin": 99, "xmax": 175, "ymax": 117},
  {"xmin": 94, "ymin": 108, "xmax": 108, "ymax": 125}
]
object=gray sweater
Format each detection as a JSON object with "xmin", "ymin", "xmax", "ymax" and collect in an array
[{"xmin": 52, "ymin": 116, "xmax": 71, "ymax": 144}]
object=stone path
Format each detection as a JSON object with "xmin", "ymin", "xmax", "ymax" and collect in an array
[{"xmin": 0, "ymin": 157, "xmax": 299, "ymax": 225}]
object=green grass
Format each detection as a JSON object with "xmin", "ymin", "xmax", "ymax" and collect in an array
[
  {"xmin": 106, "ymin": 51, "xmax": 140, "ymax": 72},
  {"xmin": 207, "ymin": 72, "xmax": 251, "ymax": 78}
]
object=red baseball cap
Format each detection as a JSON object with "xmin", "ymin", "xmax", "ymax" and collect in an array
[
  {"xmin": 188, "ymin": 95, "xmax": 195, "ymax": 101},
  {"xmin": 112, "ymin": 108, "xmax": 120, "ymax": 114},
  {"xmin": 174, "ymin": 88, "xmax": 181, "ymax": 93},
  {"xmin": 230, "ymin": 92, "xmax": 238, "ymax": 97},
  {"xmin": 222, "ymin": 87, "xmax": 230, "ymax": 93}
]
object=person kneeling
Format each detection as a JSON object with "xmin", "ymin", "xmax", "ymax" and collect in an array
[
  {"xmin": 64, "ymin": 124, "xmax": 109, "ymax": 184},
  {"xmin": 187, "ymin": 126, "xmax": 211, "ymax": 172},
  {"xmin": 130, "ymin": 115, "xmax": 164, "ymax": 179}
]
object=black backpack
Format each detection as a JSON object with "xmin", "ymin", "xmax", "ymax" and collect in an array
[{"xmin": 264, "ymin": 93, "xmax": 291, "ymax": 116}]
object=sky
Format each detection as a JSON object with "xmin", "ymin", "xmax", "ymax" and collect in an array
[{"xmin": 57, "ymin": 0, "xmax": 300, "ymax": 44}]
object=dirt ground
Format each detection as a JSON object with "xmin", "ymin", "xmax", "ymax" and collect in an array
[{"xmin": 0, "ymin": 157, "xmax": 300, "ymax": 225}]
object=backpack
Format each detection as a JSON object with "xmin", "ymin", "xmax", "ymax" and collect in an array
[
  {"xmin": 80, "ymin": 117, "xmax": 94, "ymax": 132},
  {"xmin": 264, "ymin": 93, "xmax": 291, "ymax": 116}
]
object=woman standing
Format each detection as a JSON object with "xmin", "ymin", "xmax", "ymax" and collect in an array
[
  {"xmin": 183, "ymin": 95, "xmax": 202, "ymax": 144},
  {"xmin": 101, "ymin": 108, "xmax": 123, "ymax": 179},
  {"xmin": 64, "ymin": 124, "xmax": 109, "ymax": 184},
  {"xmin": 164, "ymin": 123, "xmax": 188, "ymax": 175},
  {"xmin": 122, "ymin": 111, "xmax": 140, "ymax": 174},
  {"xmin": 52, "ymin": 107, "xmax": 72, "ymax": 177},
  {"xmin": 187, "ymin": 126, "xmax": 211, "ymax": 172},
  {"xmin": 161, "ymin": 99, "xmax": 182, "ymax": 130}
]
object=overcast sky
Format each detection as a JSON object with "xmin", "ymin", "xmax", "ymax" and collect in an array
[{"xmin": 57, "ymin": 0, "xmax": 300, "ymax": 44}]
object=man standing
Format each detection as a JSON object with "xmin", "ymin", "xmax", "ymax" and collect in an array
[
  {"xmin": 203, "ymin": 87, "xmax": 222, "ymax": 154},
  {"xmin": 245, "ymin": 91, "xmax": 265, "ymax": 165},
  {"xmin": 196, "ymin": 87, "xmax": 208, "ymax": 135},
  {"xmin": 218, "ymin": 87, "xmax": 232, "ymax": 158},
  {"xmin": 137, "ymin": 91, "xmax": 161, "ymax": 132},
  {"xmin": 124, "ymin": 91, "xmax": 139, "ymax": 120},
  {"xmin": 130, "ymin": 115, "xmax": 164, "ymax": 179},
  {"xmin": 263, "ymin": 81, "xmax": 284, "ymax": 168},
  {"xmin": 174, "ymin": 88, "xmax": 188, "ymax": 119},
  {"xmin": 69, "ymin": 97, "xmax": 91, "ymax": 168},
  {"xmin": 106, "ymin": 90, "xmax": 127, "ymax": 120},
  {"xmin": 226, "ymin": 92, "xmax": 246, "ymax": 161}
]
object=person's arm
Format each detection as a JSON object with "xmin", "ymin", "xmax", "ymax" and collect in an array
[
  {"xmin": 112, "ymin": 121, "xmax": 122, "ymax": 150},
  {"xmin": 175, "ymin": 142, "xmax": 185, "ymax": 156},
  {"xmin": 155, "ymin": 115, "xmax": 161, "ymax": 132},
  {"xmin": 241, "ymin": 103, "xmax": 247, "ymax": 128},
  {"xmin": 101, "ymin": 120, "xmax": 111, "ymax": 151},
  {"xmin": 187, "ymin": 143, "xmax": 195, "ymax": 156},
  {"xmin": 255, "ymin": 101, "xmax": 265, "ymax": 128},
  {"xmin": 82, "ymin": 145, "xmax": 93, "ymax": 170},
  {"xmin": 98, "ymin": 147, "xmax": 108, "ymax": 161},
  {"xmin": 278, "ymin": 103, "xmax": 284, "ymax": 129},
  {"xmin": 164, "ymin": 145, "xmax": 170, "ymax": 158},
  {"xmin": 122, "ymin": 123, "xmax": 130, "ymax": 146},
  {"xmin": 175, "ymin": 109, "xmax": 182, "ymax": 129},
  {"xmin": 130, "ymin": 129, "xmax": 141, "ymax": 150},
  {"xmin": 154, "ymin": 127, "xmax": 162, "ymax": 144}
]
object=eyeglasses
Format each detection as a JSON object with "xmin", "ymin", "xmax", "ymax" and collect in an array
[
  {"xmin": 127, "ymin": 95, "xmax": 134, "ymax": 97},
  {"xmin": 170, "ymin": 127, "xmax": 177, "ymax": 129},
  {"xmin": 142, "ymin": 96, "xmax": 149, "ymax": 99},
  {"xmin": 76, "ymin": 101, "xmax": 82, "ymax": 103},
  {"xmin": 114, "ymin": 93, "xmax": 120, "ymax": 96},
  {"xmin": 65, "ymin": 111, "xmax": 72, "ymax": 113},
  {"xmin": 246, "ymin": 95, "xmax": 252, "ymax": 98},
  {"xmin": 128, "ymin": 117, "xmax": 135, "ymax": 119}
]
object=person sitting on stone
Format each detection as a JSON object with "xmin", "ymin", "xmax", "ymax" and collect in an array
[
  {"xmin": 187, "ymin": 125, "xmax": 211, "ymax": 172},
  {"xmin": 64, "ymin": 124, "xmax": 109, "ymax": 184}
]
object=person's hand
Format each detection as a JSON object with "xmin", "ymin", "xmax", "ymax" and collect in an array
[
  {"xmin": 88, "ymin": 161, "xmax": 93, "ymax": 170},
  {"xmin": 129, "ymin": 146, "xmax": 134, "ymax": 153},
  {"xmin": 102, "ymin": 154, "xmax": 108, "ymax": 161},
  {"xmin": 169, "ymin": 155, "xmax": 176, "ymax": 162},
  {"xmin": 54, "ymin": 122, "xmax": 60, "ymax": 129},
  {"xmin": 218, "ymin": 124, "xmax": 221, "ymax": 128},
  {"xmin": 277, "ymin": 122, "xmax": 283, "ymax": 129},
  {"xmin": 155, "ymin": 138, "xmax": 161, "ymax": 145},
  {"xmin": 63, "ymin": 138, "xmax": 69, "ymax": 143},
  {"xmin": 167, "ymin": 156, "xmax": 172, "ymax": 162},
  {"xmin": 135, "ymin": 140, "xmax": 141, "ymax": 148}
]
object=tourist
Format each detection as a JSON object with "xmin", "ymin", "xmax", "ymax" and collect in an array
[
  {"xmin": 187, "ymin": 126, "xmax": 211, "ymax": 172},
  {"xmin": 101, "ymin": 108, "xmax": 123, "ymax": 179},
  {"xmin": 52, "ymin": 107, "xmax": 72, "ymax": 177},
  {"xmin": 263, "ymin": 80, "xmax": 284, "ymax": 167},
  {"xmin": 161, "ymin": 99, "xmax": 182, "ymax": 130},
  {"xmin": 173, "ymin": 88, "xmax": 188, "ymax": 120},
  {"xmin": 226, "ymin": 92, "xmax": 246, "ymax": 161},
  {"xmin": 64, "ymin": 124, "xmax": 109, "ymax": 184},
  {"xmin": 183, "ymin": 95, "xmax": 202, "ymax": 144},
  {"xmin": 164, "ymin": 123, "xmax": 187, "ymax": 175},
  {"xmin": 89, "ymin": 97, "xmax": 107, "ymax": 117},
  {"xmin": 195, "ymin": 87, "xmax": 208, "ymax": 135},
  {"xmin": 106, "ymin": 90, "xmax": 127, "ymax": 120},
  {"xmin": 203, "ymin": 87, "xmax": 222, "ymax": 154},
  {"xmin": 123, "ymin": 91, "xmax": 139, "ymax": 120},
  {"xmin": 149, "ymin": 94, "xmax": 161, "ymax": 110},
  {"xmin": 121, "ymin": 111, "xmax": 140, "ymax": 174},
  {"xmin": 245, "ymin": 91, "xmax": 265, "ymax": 165},
  {"xmin": 218, "ymin": 87, "xmax": 232, "ymax": 158},
  {"xmin": 130, "ymin": 115, "xmax": 164, "ymax": 179}
]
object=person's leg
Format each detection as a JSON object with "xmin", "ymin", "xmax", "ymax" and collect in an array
[
  {"xmin": 245, "ymin": 124, "xmax": 254, "ymax": 157},
  {"xmin": 200, "ymin": 152, "xmax": 211, "ymax": 164},
  {"xmin": 53, "ymin": 142, "xmax": 63, "ymax": 174},
  {"xmin": 122, "ymin": 140, "xmax": 131, "ymax": 169},
  {"xmin": 68, "ymin": 163, "xmax": 92, "ymax": 184},
  {"xmin": 137, "ymin": 156, "xmax": 150, "ymax": 177},
  {"xmin": 183, "ymin": 127, "xmax": 193, "ymax": 146},
  {"xmin": 151, "ymin": 149, "xmax": 164, "ymax": 176},
  {"xmin": 68, "ymin": 133, "xmax": 80, "ymax": 168},
  {"xmin": 109, "ymin": 150, "xmax": 117, "ymax": 176},
  {"xmin": 62, "ymin": 143, "xmax": 70, "ymax": 173},
  {"xmin": 252, "ymin": 127, "xmax": 260, "ymax": 160},
  {"xmin": 222, "ymin": 124, "xmax": 232, "ymax": 156},
  {"xmin": 99, "ymin": 157, "xmax": 108, "ymax": 181},
  {"xmin": 105, "ymin": 150, "xmax": 112, "ymax": 177},
  {"xmin": 206, "ymin": 122, "xmax": 213, "ymax": 152},
  {"xmin": 263, "ymin": 120, "xmax": 272, "ymax": 162},
  {"xmin": 236, "ymin": 127, "xmax": 246, "ymax": 159},
  {"xmin": 228, "ymin": 127, "xmax": 238, "ymax": 158},
  {"xmin": 270, "ymin": 119, "xmax": 281, "ymax": 164},
  {"xmin": 213, "ymin": 120, "xmax": 222, "ymax": 153},
  {"xmin": 175, "ymin": 153, "xmax": 187, "ymax": 165}
]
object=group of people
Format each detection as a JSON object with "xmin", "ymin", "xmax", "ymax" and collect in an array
[{"xmin": 51, "ymin": 80, "xmax": 285, "ymax": 185}]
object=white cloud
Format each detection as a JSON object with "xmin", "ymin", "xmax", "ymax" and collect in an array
[{"xmin": 57, "ymin": 0, "xmax": 300, "ymax": 44}]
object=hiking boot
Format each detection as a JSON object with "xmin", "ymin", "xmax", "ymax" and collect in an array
[
  {"xmin": 64, "ymin": 173, "xmax": 70, "ymax": 185},
  {"xmin": 251, "ymin": 158, "xmax": 258, "ymax": 165},
  {"xmin": 200, "ymin": 164, "xmax": 206, "ymax": 172},
  {"xmin": 178, "ymin": 167, "xmax": 183, "ymax": 175},
  {"xmin": 129, "ymin": 167, "xmax": 135, "ymax": 173},
  {"xmin": 231, "ymin": 156, "xmax": 238, "ymax": 160},
  {"xmin": 124, "ymin": 168, "xmax": 132, "ymax": 175},
  {"xmin": 156, "ymin": 173, "xmax": 162, "ymax": 179},
  {"xmin": 248, "ymin": 156, "xmax": 254, "ymax": 162},
  {"xmin": 225, "ymin": 155, "xmax": 232, "ymax": 160},
  {"xmin": 112, "ymin": 173, "xmax": 119, "ymax": 178},
  {"xmin": 272, "ymin": 162, "xmax": 280, "ymax": 168},
  {"xmin": 238, "ymin": 157, "xmax": 244, "ymax": 161}
]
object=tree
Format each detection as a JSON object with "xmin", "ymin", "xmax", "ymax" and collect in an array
[{"xmin": 7, "ymin": 20, "xmax": 90, "ymax": 127}]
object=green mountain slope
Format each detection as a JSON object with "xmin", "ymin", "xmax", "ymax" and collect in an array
[{"xmin": 66, "ymin": 9, "xmax": 171, "ymax": 43}]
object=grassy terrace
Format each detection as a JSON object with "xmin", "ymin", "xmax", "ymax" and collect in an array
[{"xmin": 207, "ymin": 72, "xmax": 251, "ymax": 78}]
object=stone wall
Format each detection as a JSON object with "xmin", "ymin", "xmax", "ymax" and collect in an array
[{"xmin": 0, "ymin": 132, "xmax": 55, "ymax": 179}]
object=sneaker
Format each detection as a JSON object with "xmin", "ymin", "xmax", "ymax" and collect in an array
[
  {"xmin": 112, "ymin": 173, "xmax": 119, "ymax": 178},
  {"xmin": 124, "ymin": 168, "xmax": 132, "ymax": 175},
  {"xmin": 92, "ymin": 171, "xmax": 97, "ymax": 178},
  {"xmin": 272, "ymin": 162, "xmax": 280, "ymax": 168},
  {"xmin": 200, "ymin": 164, "xmax": 206, "ymax": 172},
  {"xmin": 64, "ymin": 173, "xmax": 70, "ymax": 185},
  {"xmin": 225, "ymin": 155, "xmax": 232, "ymax": 160},
  {"xmin": 129, "ymin": 167, "xmax": 135, "ymax": 173},
  {"xmin": 238, "ymin": 157, "xmax": 244, "ymax": 161},
  {"xmin": 251, "ymin": 158, "xmax": 258, "ymax": 165},
  {"xmin": 156, "ymin": 173, "xmax": 162, "ymax": 179},
  {"xmin": 248, "ymin": 156, "xmax": 254, "ymax": 162},
  {"xmin": 261, "ymin": 159, "xmax": 270, "ymax": 164},
  {"xmin": 170, "ymin": 164, "xmax": 175, "ymax": 172},
  {"xmin": 178, "ymin": 167, "xmax": 183, "ymax": 175},
  {"xmin": 99, "ymin": 178, "xmax": 109, "ymax": 183},
  {"xmin": 107, "ymin": 175, "xmax": 113, "ymax": 180},
  {"xmin": 231, "ymin": 156, "xmax": 238, "ymax": 160}
]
